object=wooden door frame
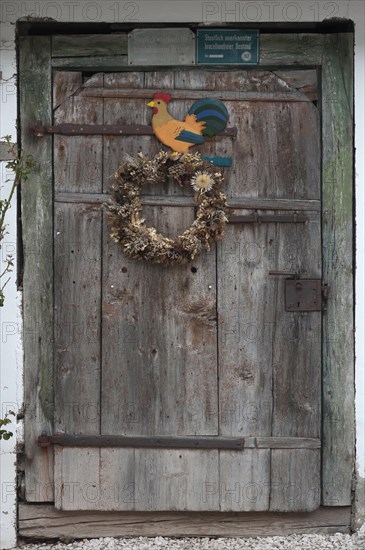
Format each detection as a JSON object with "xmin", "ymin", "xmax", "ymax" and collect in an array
[{"xmin": 18, "ymin": 28, "xmax": 354, "ymax": 535}]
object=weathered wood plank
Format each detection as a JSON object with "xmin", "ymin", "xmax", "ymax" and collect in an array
[
  {"xmin": 99, "ymin": 72, "xmax": 220, "ymax": 511},
  {"xmin": 219, "ymin": 451, "xmax": 271, "ymax": 511},
  {"xmin": 105, "ymin": 72, "xmax": 146, "ymax": 88},
  {"xmin": 100, "ymin": 208, "xmax": 219, "ymax": 510},
  {"xmin": 132, "ymin": 449, "xmax": 219, "ymax": 511},
  {"xmin": 52, "ymin": 73, "xmax": 104, "ymax": 513},
  {"xmin": 53, "ymin": 71, "xmax": 82, "ymax": 109},
  {"xmin": 52, "ymin": 56, "xmax": 128, "ymax": 70},
  {"xmin": 54, "ymin": 203, "xmax": 102, "ymax": 435},
  {"xmin": 269, "ymin": 204, "xmax": 321, "ymax": 511},
  {"xmin": 55, "ymin": 192, "xmax": 321, "ymax": 211},
  {"xmin": 218, "ymin": 88, "xmax": 321, "ymax": 512},
  {"xmin": 218, "ymin": 221, "xmax": 273, "ymax": 512},
  {"xmin": 18, "ymin": 504, "xmax": 351, "ymax": 539},
  {"xmin": 270, "ymin": 450, "xmax": 321, "ymax": 512},
  {"xmin": 174, "ymin": 67, "xmax": 315, "ymax": 106},
  {"xmin": 55, "ymin": 447, "xmax": 101, "ymax": 511},
  {"xmin": 54, "ymin": 202, "xmax": 102, "ymax": 510},
  {"xmin": 255, "ymin": 437, "xmax": 321, "ymax": 449},
  {"xmin": 52, "ymin": 34, "xmax": 128, "ymax": 57},
  {"xmin": 80, "ymin": 87, "xmax": 312, "ymax": 102},
  {"xmin": 227, "ymin": 100, "xmax": 320, "ymax": 201},
  {"xmin": 321, "ymin": 33, "xmax": 354, "ymax": 506},
  {"xmin": 271, "ymin": 220, "xmax": 322, "ymax": 433},
  {"xmin": 51, "ymin": 34, "xmax": 324, "ymax": 70},
  {"xmin": 102, "ymin": 71, "xmax": 149, "ymax": 194},
  {"xmin": 259, "ymin": 34, "xmax": 324, "ymax": 65},
  {"xmin": 175, "ymin": 68, "xmax": 314, "ymax": 96},
  {"xmin": 19, "ymin": 35, "xmax": 54, "ymax": 503},
  {"xmin": 54, "ymin": 74, "xmax": 104, "ymax": 194},
  {"xmin": 273, "ymin": 69, "xmax": 318, "ymax": 101}
]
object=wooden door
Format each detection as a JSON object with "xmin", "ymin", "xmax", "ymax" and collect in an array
[{"xmin": 52, "ymin": 68, "xmax": 321, "ymax": 513}]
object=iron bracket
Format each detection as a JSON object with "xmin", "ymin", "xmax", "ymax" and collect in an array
[{"xmin": 37, "ymin": 434, "xmax": 244, "ymax": 451}]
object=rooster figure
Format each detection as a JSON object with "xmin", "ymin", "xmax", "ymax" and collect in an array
[{"xmin": 146, "ymin": 93, "xmax": 229, "ymax": 153}]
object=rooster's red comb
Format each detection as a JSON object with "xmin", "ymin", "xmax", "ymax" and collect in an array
[{"xmin": 153, "ymin": 93, "xmax": 172, "ymax": 103}]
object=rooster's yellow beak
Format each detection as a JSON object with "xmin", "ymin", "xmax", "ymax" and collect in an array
[{"xmin": 146, "ymin": 100, "xmax": 155, "ymax": 107}]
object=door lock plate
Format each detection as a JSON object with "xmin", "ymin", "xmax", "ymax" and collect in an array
[{"xmin": 285, "ymin": 279, "xmax": 322, "ymax": 312}]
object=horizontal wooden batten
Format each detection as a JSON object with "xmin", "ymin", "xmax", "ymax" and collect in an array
[
  {"xmin": 38, "ymin": 434, "xmax": 244, "ymax": 450},
  {"xmin": 33, "ymin": 123, "xmax": 236, "ymax": 137},
  {"xmin": 50, "ymin": 34, "xmax": 324, "ymax": 70},
  {"xmin": 52, "ymin": 34, "xmax": 128, "ymax": 57},
  {"xmin": 253, "ymin": 437, "xmax": 321, "ymax": 449},
  {"xmin": 79, "ymin": 87, "xmax": 312, "ymax": 102},
  {"xmin": 55, "ymin": 193, "xmax": 321, "ymax": 212},
  {"xmin": 229, "ymin": 213, "xmax": 308, "ymax": 224},
  {"xmin": 19, "ymin": 504, "xmax": 350, "ymax": 539},
  {"xmin": 51, "ymin": 56, "xmax": 128, "ymax": 70}
]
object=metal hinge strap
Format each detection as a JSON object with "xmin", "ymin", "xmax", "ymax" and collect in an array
[
  {"xmin": 37, "ymin": 434, "xmax": 321, "ymax": 450},
  {"xmin": 32, "ymin": 124, "xmax": 237, "ymax": 138},
  {"xmin": 37, "ymin": 434, "xmax": 244, "ymax": 450}
]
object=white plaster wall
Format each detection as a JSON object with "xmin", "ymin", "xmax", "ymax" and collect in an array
[
  {"xmin": 0, "ymin": 30, "xmax": 22, "ymax": 549},
  {"xmin": 0, "ymin": 1, "xmax": 363, "ymax": 547},
  {"xmin": 354, "ymin": 3, "xmax": 365, "ymax": 529}
]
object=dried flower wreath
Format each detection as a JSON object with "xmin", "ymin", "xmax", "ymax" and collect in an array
[{"xmin": 108, "ymin": 150, "xmax": 228, "ymax": 266}]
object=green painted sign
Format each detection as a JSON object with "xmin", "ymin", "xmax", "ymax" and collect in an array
[{"xmin": 197, "ymin": 29, "xmax": 259, "ymax": 65}]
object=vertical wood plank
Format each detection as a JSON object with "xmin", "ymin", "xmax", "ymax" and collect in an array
[
  {"xmin": 54, "ymin": 204, "xmax": 102, "ymax": 435},
  {"xmin": 102, "ymin": 72, "xmax": 146, "ymax": 194},
  {"xmin": 53, "ymin": 75, "xmax": 104, "ymax": 509},
  {"xmin": 270, "ymin": 450, "xmax": 321, "ymax": 512},
  {"xmin": 226, "ymin": 101, "xmax": 319, "ymax": 201},
  {"xmin": 321, "ymin": 33, "xmax": 354, "ymax": 506},
  {"xmin": 218, "ymin": 222, "xmax": 274, "ymax": 512},
  {"xmin": 218, "ymin": 92, "xmax": 321, "ymax": 512},
  {"xmin": 219, "ymin": 450, "xmax": 270, "ymax": 512},
  {"xmin": 19, "ymin": 36, "xmax": 54, "ymax": 502},
  {"xmin": 54, "ymin": 203, "xmax": 102, "ymax": 510},
  {"xmin": 55, "ymin": 447, "xmax": 101, "ymax": 510},
  {"xmin": 272, "ymin": 216, "xmax": 321, "ymax": 439},
  {"xmin": 100, "ymin": 70, "xmax": 219, "ymax": 511},
  {"xmin": 100, "ymin": 209, "xmax": 219, "ymax": 510},
  {"xmin": 269, "ymin": 219, "xmax": 321, "ymax": 512},
  {"xmin": 54, "ymin": 82, "xmax": 104, "ymax": 194},
  {"xmin": 53, "ymin": 71, "xmax": 82, "ymax": 109},
  {"xmin": 133, "ymin": 449, "xmax": 219, "ymax": 511},
  {"xmin": 268, "ymin": 102, "xmax": 321, "ymax": 512}
]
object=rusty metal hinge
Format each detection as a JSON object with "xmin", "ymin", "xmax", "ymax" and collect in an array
[
  {"xmin": 32, "ymin": 123, "xmax": 154, "ymax": 137},
  {"xmin": 32, "ymin": 124, "xmax": 237, "ymax": 138},
  {"xmin": 37, "ymin": 434, "xmax": 244, "ymax": 451}
]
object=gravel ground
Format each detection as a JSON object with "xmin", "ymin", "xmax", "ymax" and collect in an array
[{"xmin": 11, "ymin": 533, "xmax": 365, "ymax": 550}]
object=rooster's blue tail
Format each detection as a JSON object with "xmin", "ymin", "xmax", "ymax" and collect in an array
[{"xmin": 188, "ymin": 98, "xmax": 229, "ymax": 137}]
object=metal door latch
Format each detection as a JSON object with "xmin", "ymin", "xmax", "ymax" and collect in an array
[
  {"xmin": 285, "ymin": 279, "xmax": 322, "ymax": 311},
  {"xmin": 269, "ymin": 271, "xmax": 330, "ymax": 312}
]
